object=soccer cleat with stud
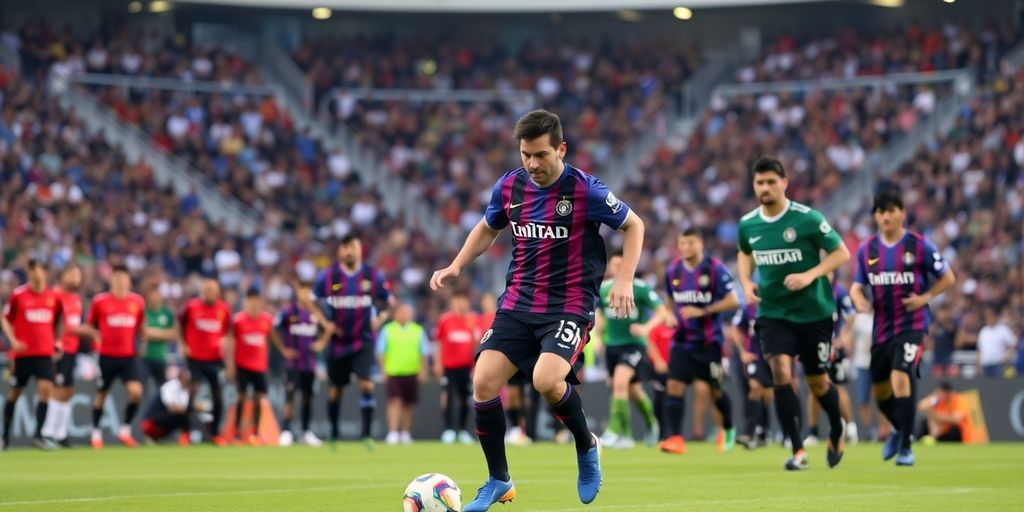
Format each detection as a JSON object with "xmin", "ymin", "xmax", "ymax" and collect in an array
[
  {"xmin": 577, "ymin": 433, "xmax": 603, "ymax": 504},
  {"xmin": 717, "ymin": 428, "xmax": 736, "ymax": 452},
  {"xmin": 784, "ymin": 449, "xmax": 808, "ymax": 471},
  {"xmin": 463, "ymin": 477, "xmax": 516, "ymax": 512},
  {"xmin": 895, "ymin": 449, "xmax": 915, "ymax": 466},
  {"xmin": 882, "ymin": 431, "xmax": 901, "ymax": 461},
  {"xmin": 659, "ymin": 435, "xmax": 686, "ymax": 455}
]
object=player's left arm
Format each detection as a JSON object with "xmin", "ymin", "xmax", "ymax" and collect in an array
[
  {"xmin": 784, "ymin": 213, "xmax": 850, "ymax": 291},
  {"xmin": 610, "ymin": 211, "xmax": 645, "ymax": 318},
  {"xmin": 903, "ymin": 240, "xmax": 956, "ymax": 312},
  {"xmin": 268, "ymin": 322, "xmax": 296, "ymax": 360}
]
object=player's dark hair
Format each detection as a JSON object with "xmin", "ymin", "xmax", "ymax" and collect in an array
[
  {"xmin": 339, "ymin": 232, "xmax": 361, "ymax": 246},
  {"xmin": 872, "ymin": 189, "xmax": 904, "ymax": 213},
  {"xmin": 245, "ymin": 288, "xmax": 261, "ymax": 298},
  {"xmin": 451, "ymin": 288, "xmax": 469, "ymax": 299},
  {"xmin": 752, "ymin": 156, "xmax": 786, "ymax": 178},
  {"xmin": 111, "ymin": 264, "xmax": 130, "ymax": 274},
  {"xmin": 27, "ymin": 258, "xmax": 47, "ymax": 270},
  {"xmin": 296, "ymin": 280, "xmax": 313, "ymax": 289},
  {"xmin": 514, "ymin": 109, "xmax": 563, "ymax": 148},
  {"xmin": 680, "ymin": 228, "xmax": 703, "ymax": 239}
]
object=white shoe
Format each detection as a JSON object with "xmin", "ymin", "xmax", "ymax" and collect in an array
[
  {"xmin": 441, "ymin": 429, "xmax": 457, "ymax": 444},
  {"xmin": 504, "ymin": 426, "xmax": 523, "ymax": 444},
  {"xmin": 846, "ymin": 422, "xmax": 859, "ymax": 446},
  {"xmin": 279, "ymin": 431, "xmax": 294, "ymax": 447},
  {"xmin": 385, "ymin": 431, "xmax": 400, "ymax": 445},
  {"xmin": 803, "ymin": 435, "xmax": 820, "ymax": 447},
  {"xmin": 613, "ymin": 436, "xmax": 635, "ymax": 449},
  {"xmin": 600, "ymin": 430, "xmax": 620, "ymax": 447},
  {"xmin": 644, "ymin": 424, "xmax": 661, "ymax": 447},
  {"xmin": 458, "ymin": 430, "xmax": 474, "ymax": 445},
  {"xmin": 400, "ymin": 431, "xmax": 412, "ymax": 444},
  {"xmin": 303, "ymin": 431, "xmax": 322, "ymax": 447}
]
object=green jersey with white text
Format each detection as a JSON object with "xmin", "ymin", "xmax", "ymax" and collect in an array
[{"xmin": 599, "ymin": 278, "xmax": 662, "ymax": 347}]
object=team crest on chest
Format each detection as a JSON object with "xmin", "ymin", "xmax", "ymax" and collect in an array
[
  {"xmin": 783, "ymin": 228, "xmax": 797, "ymax": 243},
  {"xmin": 556, "ymin": 198, "xmax": 573, "ymax": 217},
  {"xmin": 698, "ymin": 275, "xmax": 710, "ymax": 288},
  {"xmin": 903, "ymin": 252, "xmax": 915, "ymax": 266},
  {"xmin": 672, "ymin": 278, "xmax": 680, "ymax": 287},
  {"xmin": 361, "ymin": 280, "xmax": 372, "ymax": 292}
]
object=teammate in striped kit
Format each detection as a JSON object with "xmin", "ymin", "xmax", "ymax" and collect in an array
[
  {"xmin": 276, "ymin": 281, "xmax": 334, "ymax": 447},
  {"xmin": 850, "ymin": 188, "xmax": 955, "ymax": 466},
  {"xmin": 659, "ymin": 229, "xmax": 740, "ymax": 455},
  {"xmin": 314, "ymin": 233, "xmax": 394, "ymax": 446},
  {"xmin": 431, "ymin": 110, "xmax": 645, "ymax": 511}
]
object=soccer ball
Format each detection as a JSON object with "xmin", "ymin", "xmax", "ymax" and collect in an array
[{"xmin": 403, "ymin": 473, "xmax": 462, "ymax": 512}]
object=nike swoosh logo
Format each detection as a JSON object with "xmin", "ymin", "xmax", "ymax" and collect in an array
[
  {"xmin": 749, "ymin": 236, "xmax": 762, "ymax": 244},
  {"xmin": 868, "ymin": 258, "xmax": 879, "ymax": 265},
  {"xmin": 509, "ymin": 203, "xmax": 524, "ymax": 209}
]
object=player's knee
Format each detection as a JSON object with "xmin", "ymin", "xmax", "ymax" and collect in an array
[
  {"xmin": 531, "ymin": 373, "xmax": 561, "ymax": 397},
  {"xmin": 472, "ymin": 378, "xmax": 502, "ymax": 402},
  {"xmin": 806, "ymin": 377, "xmax": 829, "ymax": 396},
  {"xmin": 666, "ymin": 379, "xmax": 685, "ymax": 397}
]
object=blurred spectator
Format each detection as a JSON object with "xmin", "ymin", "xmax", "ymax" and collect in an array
[
  {"xmin": 976, "ymin": 308, "xmax": 1018, "ymax": 377},
  {"xmin": 929, "ymin": 305, "xmax": 959, "ymax": 378},
  {"xmin": 915, "ymin": 381, "xmax": 968, "ymax": 444}
]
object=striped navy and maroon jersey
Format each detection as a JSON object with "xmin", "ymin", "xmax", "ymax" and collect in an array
[
  {"xmin": 313, "ymin": 263, "xmax": 391, "ymax": 358},
  {"xmin": 732, "ymin": 303, "xmax": 761, "ymax": 358},
  {"xmin": 484, "ymin": 165, "xmax": 630, "ymax": 318},
  {"xmin": 664, "ymin": 256, "xmax": 736, "ymax": 350},
  {"xmin": 854, "ymin": 232, "xmax": 948, "ymax": 345},
  {"xmin": 275, "ymin": 301, "xmax": 319, "ymax": 372}
]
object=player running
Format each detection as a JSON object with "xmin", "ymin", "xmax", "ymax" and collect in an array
[
  {"xmin": 434, "ymin": 289, "xmax": 480, "ymax": 445},
  {"xmin": 737, "ymin": 156, "xmax": 851, "ymax": 470},
  {"xmin": 314, "ymin": 233, "xmax": 394, "ymax": 447},
  {"xmin": 431, "ymin": 109, "xmax": 644, "ymax": 511},
  {"xmin": 594, "ymin": 252, "xmax": 671, "ymax": 449},
  {"xmin": 850, "ymin": 188, "xmax": 955, "ymax": 466},
  {"xmin": 88, "ymin": 265, "xmax": 146, "ymax": 449},
  {"xmin": 1, "ymin": 259, "xmax": 63, "ymax": 450},
  {"xmin": 179, "ymin": 277, "xmax": 232, "ymax": 445},
  {"xmin": 228, "ymin": 290, "xmax": 283, "ymax": 445},
  {"xmin": 729, "ymin": 303, "xmax": 773, "ymax": 449},
  {"xmin": 659, "ymin": 229, "xmax": 740, "ymax": 455},
  {"xmin": 277, "ymin": 281, "xmax": 333, "ymax": 447}
]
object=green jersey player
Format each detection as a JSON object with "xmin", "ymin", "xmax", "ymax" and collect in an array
[
  {"xmin": 593, "ymin": 252, "xmax": 672, "ymax": 448},
  {"xmin": 736, "ymin": 156, "xmax": 851, "ymax": 471}
]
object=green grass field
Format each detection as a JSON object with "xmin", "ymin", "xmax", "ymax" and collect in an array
[{"xmin": 1, "ymin": 441, "xmax": 1022, "ymax": 511}]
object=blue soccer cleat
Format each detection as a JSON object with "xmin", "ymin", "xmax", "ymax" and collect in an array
[
  {"xmin": 895, "ymin": 449, "xmax": 915, "ymax": 467},
  {"xmin": 882, "ymin": 432, "xmax": 901, "ymax": 461},
  {"xmin": 463, "ymin": 477, "xmax": 516, "ymax": 512},
  {"xmin": 577, "ymin": 433, "xmax": 603, "ymax": 504}
]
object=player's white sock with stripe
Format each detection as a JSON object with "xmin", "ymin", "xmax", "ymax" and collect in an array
[
  {"xmin": 56, "ymin": 401, "xmax": 72, "ymax": 440},
  {"xmin": 41, "ymin": 400, "xmax": 59, "ymax": 439}
]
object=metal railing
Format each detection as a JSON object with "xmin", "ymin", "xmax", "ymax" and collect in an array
[
  {"xmin": 712, "ymin": 68, "xmax": 969, "ymax": 98},
  {"xmin": 258, "ymin": 37, "xmax": 313, "ymax": 112},
  {"xmin": 49, "ymin": 74, "xmax": 262, "ymax": 236}
]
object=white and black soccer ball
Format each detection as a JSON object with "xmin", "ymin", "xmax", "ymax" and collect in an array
[{"xmin": 403, "ymin": 473, "xmax": 461, "ymax": 512}]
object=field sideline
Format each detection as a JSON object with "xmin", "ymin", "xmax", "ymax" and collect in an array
[{"xmin": 1, "ymin": 441, "xmax": 1021, "ymax": 511}]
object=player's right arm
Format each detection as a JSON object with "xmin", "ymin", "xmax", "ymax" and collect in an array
[
  {"xmin": 849, "ymin": 244, "xmax": 872, "ymax": 313},
  {"xmin": 1, "ymin": 297, "xmax": 24, "ymax": 352}
]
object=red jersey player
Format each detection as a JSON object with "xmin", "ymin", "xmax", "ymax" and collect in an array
[
  {"xmin": 179, "ymin": 277, "xmax": 232, "ymax": 445},
  {"xmin": 87, "ymin": 265, "xmax": 146, "ymax": 448},
  {"xmin": 434, "ymin": 290, "xmax": 480, "ymax": 444},
  {"xmin": 1, "ymin": 259, "xmax": 63, "ymax": 450},
  {"xmin": 228, "ymin": 290, "xmax": 283, "ymax": 445}
]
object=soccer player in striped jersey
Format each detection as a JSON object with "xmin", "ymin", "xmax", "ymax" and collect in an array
[
  {"xmin": 314, "ymin": 233, "xmax": 394, "ymax": 447},
  {"xmin": 2, "ymin": 259, "xmax": 63, "ymax": 450},
  {"xmin": 806, "ymin": 275, "xmax": 857, "ymax": 447},
  {"xmin": 88, "ymin": 265, "xmax": 147, "ymax": 449},
  {"xmin": 737, "ymin": 156, "xmax": 851, "ymax": 470},
  {"xmin": 659, "ymin": 229, "xmax": 740, "ymax": 455},
  {"xmin": 431, "ymin": 110, "xmax": 644, "ymax": 511},
  {"xmin": 850, "ymin": 188, "xmax": 955, "ymax": 466},
  {"xmin": 276, "ymin": 281, "xmax": 333, "ymax": 446}
]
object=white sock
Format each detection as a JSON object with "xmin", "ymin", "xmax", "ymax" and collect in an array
[
  {"xmin": 56, "ymin": 401, "xmax": 72, "ymax": 440},
  {"xmin": 41, "ymin": 399, "xmax": 59, "ymax": 438},
  {"xmin": 119, "ymin": 424, "xmax": 132, "ymax": 437},
  {"xmin": 92, "ymin": 428, "xmax": 102, "ymax": 441}
]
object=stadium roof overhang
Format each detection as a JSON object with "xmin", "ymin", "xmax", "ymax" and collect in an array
[{"xmin": 175, "ymin": 0, "xmax": 841, "ymax": 13}]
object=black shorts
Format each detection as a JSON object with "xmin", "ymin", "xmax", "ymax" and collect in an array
[
  {"xmin": 386, "ymin": 375, "xmax": 419, "ymax": 404},
  {"xmin": 327, "ymin": 344, "xmax": 375, "ymax": 388},
  {"xmin": 10, "ymin": 356, "xmax": 55, "ymax": 388},
  {"xmin": 187, "ymin": 358, "xmax": 224, "ymax": 388},
  {"xmin": 55, "ymin": 353, "xmax": 76, "ymax": 387},
  {"xmin": 98, "ymin": 356, "xmax": 142, "ymax": 392},
  {"xmin": 870, "ymin": 331, "xmax": 925, "ymax": 384},
  {"xmin": 286, "ymin": 369, "xmax": 316, "ymax": 397},
  {"xmin": 236, "ymin": 368, "xmax": 268, "ymax": 395},
  {"xmin": 442, "ymin": 367, "xmax": 472, "ymax": 397},
  {"xmin": 668, "ymin": 345, "xmax": 724, "ymax": 390},
  {"xmin": 605, "ymin": 345, "xmax": 648, "ymax": 382},
  {"xmin": 743, "ymin": 359, "xmax": 773, "ymax": 387},
  {"xmin": 475, "ymin": 311, "xmax": 592, "ymax": 385},
  {"xmin": 756, "ymin": 317, "xmax": 834, "ymax": 376}
]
